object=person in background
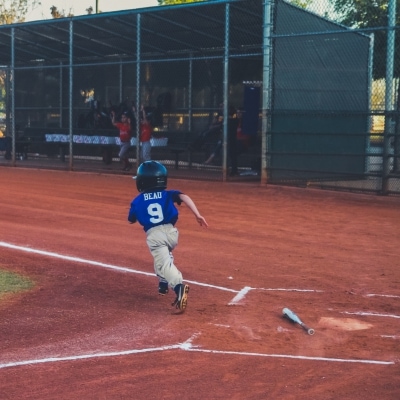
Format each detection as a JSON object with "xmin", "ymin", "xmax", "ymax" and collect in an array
[
  {"xmin": 189, "ymin": 102, "xmax": 223, "ymax": 155},
  {"xmin": 204, "ymin": 104, "xmax": 239, "ymax": 170},
  {"xmin": 228, "ymin": 108, "xmax": 250, "ymax": 176},
  {"xmin": 0, "ymin": 135, "xmax": 12, "ymax": 160},
  {"xmin": 139, "ymin": 105, "xmax": 152, "ymax": 162},
  {"xmin": 111, "ymin": 110, "xmax": 132, "ymax": 171}
]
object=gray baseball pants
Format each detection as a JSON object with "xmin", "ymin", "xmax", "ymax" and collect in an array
[{"xmin": 146, "ymin": 223, "xmax": 183, "ymax": 289}]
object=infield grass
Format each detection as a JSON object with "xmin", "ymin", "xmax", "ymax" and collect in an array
[{"xmin": 0, "ymin": 269, "xmax": 33, "ymax": 296}]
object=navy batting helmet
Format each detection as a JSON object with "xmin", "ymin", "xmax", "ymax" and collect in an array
[{"xmin": 135, "ymin": 160, "xmax": 168, "ymax": 192}]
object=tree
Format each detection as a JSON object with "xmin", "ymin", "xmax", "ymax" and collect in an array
[
  {"xmin": 50, "ymin": 5, "xmax": 95, "ymax": 18},
  {"xmin": 291, "ymin": 0, "xmax": 314, "ymax": 7},
  {"xmin": 50, "ymin": 6, "xmax": 73, "ymax": 18},
  {"xmin": 157, "ymin": 0, "xmax": 313, "ymax": 7},
  {"xmin": 332, "ymin": 0, "xmax": 400, "ymax": 173},
  {"xmin": 0, "ymin": 0, "xmax": 40, "ymax": 24},
  {"xmin": 329, "ymin": 0, "xmax": 400, "ymax": 79},
  {"xmin": 157, "ymin": 0, "xmax": 206, "ymax": 5}
]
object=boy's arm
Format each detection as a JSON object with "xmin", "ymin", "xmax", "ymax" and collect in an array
[
  {"xmin": 140, "ymin": 105, "xmax": 147, "ymax": 123},
  {"xmin": 110, "ymin": 111, "xmax": 117, "ymax": 127},
  {"xmin": 128, "ymin": 205, "xmax": 137, "ymax": 224},
  {"xmin": 179, "ymin": 194, "xmax": 208, "ymax": 227}
]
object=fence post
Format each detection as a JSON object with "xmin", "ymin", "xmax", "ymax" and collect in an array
[
  {"xmin": 261, "ymin": 0, "xmax": 274, "ymax": 185},
  {"xmin": 222, "ymin": 2, "xmax": 230, "ymax": 182},
  {"xmin": 135, "ymin": 13, "xmax": 141, "ymax": 170},
  {"xmin": 69, "ymin": 19, "xmax": 73, "ymax": 171},
  {"xmin": 10, "ymin": 28, "xmax": 15, "ymax": 166},
  {"xmin": 381, "ymin": 0, "xmax": 397, "ymax": 194}
]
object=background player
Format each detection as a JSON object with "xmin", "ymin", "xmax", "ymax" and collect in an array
[
  {"xmin": 111, "ymin": 110, "xmax": 132, "ymax": 171},
  {"xmin": 128, "ymin": 160, "xmax": 208, "ymax": 311}
]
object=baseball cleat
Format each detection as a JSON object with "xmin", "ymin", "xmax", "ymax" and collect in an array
[
  {"xmin": 172, "ymin": 284, "xmax": 189, "ymax": 310},
  {"xmin": 158, "ymin": 280, "xmax": 169, "ymax": 295}
]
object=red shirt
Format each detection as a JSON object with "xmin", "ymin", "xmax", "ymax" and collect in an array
[
  {"xmin": 114, "ymin": 122, "xmax": 131, "ymax": 142},
  {"xmin": 140, "ymin": 121, "xmax": 152, "ymax": 142},
  {"xmin": 236, "ymin": 122, "xmax": 250, "ymax": 150}
]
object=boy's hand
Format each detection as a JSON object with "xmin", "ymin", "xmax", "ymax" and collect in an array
[{"xmin": 196, "ymin": 216, "xmax": 208, "ymax": 228}]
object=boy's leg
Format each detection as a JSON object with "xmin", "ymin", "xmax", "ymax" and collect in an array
[
  {"xmin": 158, "ymin": 277, "xmax": 169, "ymax": 295},
  {"xmin": 147, "ymin": 225, "xmax": 190, "ymax": 311},
  {"xmin": 119, "ymin": 143, "xmax": 131, "ymax": 170},
  {"xmin": 118, "ymin": 145, "xmax": 125, "ymax": 168},
  {"xmin": 146, "ymin": 225, "xmax": 182, "ymax": 288},
  {"xmin": 172, "ymin": 283, "xmax": 189, "ymax": 311},
  {"xmin": 124, "ymin": 157, "xmax": 132, "ymax": 170},
  {"xmin": 150, "ymin": 246, "xmax": 182, "ymax": 288},
  {"xmin": 142, "ymin": 141, "xmax": 151, "ymax": 161}
]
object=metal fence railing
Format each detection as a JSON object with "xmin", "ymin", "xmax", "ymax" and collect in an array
[{"xmin": 0, "ymin": 0, "xmax": 399, "ymax": 195}]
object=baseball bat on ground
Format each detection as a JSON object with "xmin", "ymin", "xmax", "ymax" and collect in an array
[{"xmin": 282, "ymin": 307, "xmax": 315, "ymax": 335}]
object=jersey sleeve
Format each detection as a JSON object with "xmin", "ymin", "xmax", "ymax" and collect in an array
[
  {"xmin": 171, "ymin": 190, "xmax": 183, "ymax": 205},
  {"xmin": 128, "ymin": 201, "xmax": 137, "ymax": 223}
]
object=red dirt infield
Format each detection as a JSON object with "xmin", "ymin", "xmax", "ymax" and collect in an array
[{"xmin": 0, "ymin": 167, "xmax": 399, "ymax": 399}]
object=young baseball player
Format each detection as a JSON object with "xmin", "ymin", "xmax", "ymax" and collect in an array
[
  {"xmin": 111, "ymin": 110, "xmax": 132, "ymax": 171},
  {"xmin": 128, "ymin": 160, "xmax": 208, "ymax": 311}
]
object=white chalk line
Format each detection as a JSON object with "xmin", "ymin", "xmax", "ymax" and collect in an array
[
  {"xmin": 0, "ymin": 333, "xmax": 200, "ymax": 370},
  {"xmin": 228, "ymin": 286, "xmax": 323, "ymax": 305},
  {"xmin": 0, "ymin": 241, "xmax": 153, "ymax": 276},
  {"xmin": 1, "ymin": 241, "xmax": 396, "ymax": 368},
  {"xmin": 0, "ymin": 241, "xmax": 237, "ymax": 294},
  {"xmin": 185, "ymin": 348, "xmax": 394, "ymax": 365},
  {"xmin": 0, "ymin": 344, "xmax": 181, "ymax": 370},
  {"xmin": 342, "ymin": 311, "xmax": 400, "ymax": 319},
  {"xmin": 260, "ymin": 288, "xmax": 324, "ymax": 293},
  {"xmin": 0, "ymin": 241, "xmax": 320, "ymax": 295},
  {"xmin": 0, "ymin": 334, "xmax": 393, "ymax": 369},
  {"xmin": 365, "ymin": 294, "xmax": 400, "ymax": 299}
]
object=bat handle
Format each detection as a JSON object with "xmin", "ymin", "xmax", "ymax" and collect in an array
[{"xmin": 301, "ymin": 323, "xmax": 315, "ymax": 335}]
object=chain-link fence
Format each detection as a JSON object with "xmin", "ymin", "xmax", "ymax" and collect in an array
[
  {"xmin": 268, "ymin": 0, "xmax": 400, "ymax": 194},
  {"xmin": 0, "ymin": 0, "xmax": 399, "ymax": 194}
]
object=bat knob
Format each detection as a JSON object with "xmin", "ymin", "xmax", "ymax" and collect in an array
[{"xmin": 307, "ymin": 328, "xmax": 315, "ymax": 335}]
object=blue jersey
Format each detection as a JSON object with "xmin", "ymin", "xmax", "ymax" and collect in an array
[{"xmin": 128, "ymin": 189, "xmax": 182, "ymax": 232}]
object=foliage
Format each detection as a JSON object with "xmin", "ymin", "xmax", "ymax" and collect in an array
[
  {"xmin": 329, "ymin": 0, "xmax": 400, "ymax": 79},
  {"xmin": 157, "ymin": 0, "xmax": 206, "ymax": 5},
  {"xmin": 50, "ymin": 5, "xmax": 95, "ymax": 18},
  {"xmin": 0, "ymin": 0, "xmax": 40, "ymax": 24},
  {"xmin": 330, "ymin": 0, "xmax": 391, "ymax": 28},
  {"xmin": 50, "ymin": 5, "xmax": 73, "ymax": 18},
  {"xmin": 290, "ymin": 0, "xmax": 314, "ymax": 8},
  {"xmin": 157, "ymin": 0, "xmax": 313, "ymax": 6}
]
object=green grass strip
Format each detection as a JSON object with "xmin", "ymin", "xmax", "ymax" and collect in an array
[{"xmin": 0, "ymin": 269, "xmax": 34, "ymax": 295}]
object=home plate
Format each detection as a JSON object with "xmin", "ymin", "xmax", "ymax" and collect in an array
[{"xmin": 318, "ymin": 317, "xmax": 373, "ymax": 331}]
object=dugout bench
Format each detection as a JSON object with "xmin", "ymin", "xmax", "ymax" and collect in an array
[{"xmin": 12, "ymin": 127, "xmax": 224, "ymax": 170}]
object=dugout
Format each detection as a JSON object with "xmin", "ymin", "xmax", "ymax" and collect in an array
[{"xmin": 0, "ymin": 0, "xmax": 371, "ymax": 183}]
